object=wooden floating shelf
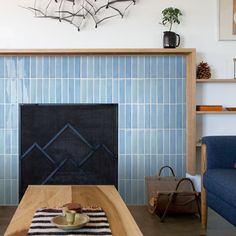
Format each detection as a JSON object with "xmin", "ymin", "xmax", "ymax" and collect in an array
[
  {"xmin": 196, "ymin": 111, "xmax": 236, "ymax": 114},
  {"xmin": 196, "ymin": 79, "xmax": 236, "ymax": 83}
]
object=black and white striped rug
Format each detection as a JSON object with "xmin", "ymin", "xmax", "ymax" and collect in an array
[{"xmin": 28, "ymin": 208, "xmax": 112, "ymax": 236}]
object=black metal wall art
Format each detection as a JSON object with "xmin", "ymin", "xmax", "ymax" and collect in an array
[{"xmin": 24, "ymin": 0, "xmax": 136, "ymax": 31}]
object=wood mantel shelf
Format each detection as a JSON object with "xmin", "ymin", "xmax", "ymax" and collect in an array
[{"xmin": 0, "ymin": 48, "xmax": 195, "ymax": 55}]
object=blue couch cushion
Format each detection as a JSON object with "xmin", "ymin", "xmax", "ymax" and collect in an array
[{"xmin": 204, "ymin": 169, "xmax": 236, "ymax": 208}]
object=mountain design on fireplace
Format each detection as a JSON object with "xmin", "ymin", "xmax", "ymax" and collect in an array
[{"xmin": 20, "ymin": 104, "xmax": 118, "ymax": 199}]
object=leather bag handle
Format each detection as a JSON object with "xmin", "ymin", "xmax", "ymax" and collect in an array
[
  {"xmin": 158, "ymin": 166, "xmax": 175, "ymax": 177},
  {"xmin": 175, "ymin": 178, "xmax": 196, "ymax": 192}
]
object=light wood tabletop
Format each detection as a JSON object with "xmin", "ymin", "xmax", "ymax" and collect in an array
[{"xmin": 4, "ymin": 185, "xmax": 143, "ymax": 236}]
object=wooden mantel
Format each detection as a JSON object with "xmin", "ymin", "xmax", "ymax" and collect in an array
[
  {"xmin": 0, "ymin": 48, "xmax": 196, "ymax": 175},
  {"xmin": 0, "ymin": 48, "xmax": 195, "ymax": 55}
]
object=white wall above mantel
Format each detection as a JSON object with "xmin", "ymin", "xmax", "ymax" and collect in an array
[{"xmin": 0, "ymin": 0, "xmax": 235, "ymax": 78}]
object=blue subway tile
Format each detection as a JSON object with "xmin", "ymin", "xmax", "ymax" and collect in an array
[
  {"xmin": 4, "ymin": 155, "xmax": 11, "ymax": 179},
  {"xmin": 145, "ymin": 56, "xmax": 151, "ymax": 78},
  {"xmin": 119, "ymin": 57, "xmax": 125, "ymax": 79},
  {"xmin": 56, "ymin": 79, "xmax": 62, "ymax": 103},
  {"xmin": 157, "ymin": 56, "xmax": 164, "ymax": 78},
  {"xmin": 125, "ymin": 105, "xmax": 131, "ymax": 129},
  {"xmin": 30, "ymin": 79, "xmax": 37, "ymax": 103},
  {"xmin": 170, "ymin": 130, "xmax": 176, "ymax": 155},
  {"xmin": 69, "ymin": 56, "xmax": 75, "ymax": 78},
  {"xmin": 107, "ymin": 56, "xmax": 113, "ymax": 78},
  {"xmin": 150, "ymin": 155, "xmax": 157, "ymax": 175},
  {"xmin": 36, "ymin": 57, "xmax": 43, "ymax": 78},
  {"xmin": 169, "ymin": 56, "xmax": 176, "ymax": 78},
  {"xmin": 55, "ymin": 57, "xmax": 62, "ymax": 78},
  {"xmin": 131, "ymin": 79, "xmax": 138, "ymax": 103},
  {"xmin": 0, "ymin": 180, "xmax": 4, "ymax": 203},
  {"xmin": 68, "ymin": 79, "xmax": 75, "ymax": 103},
  {"xmin": 62, "ymin": 56, "xmax": 69, "ymax": 78},
  {"xmin": 49, "ymin": 57, "xmax": 56, "ymax": 78},
  {"xmin": 0, "ymin": 156, "xmax": 4, "ymax": 178},
  {"xmin": 74, "ymin": 79, "xmax": 80, "ymax": 102},
  {"xmin": 145, "ymin": 130, "xmax": 151, "ymax": 154},
  {"xmin": 150, "ymin": 130, "xmax": 156, "ymax": 154},
  {"xmin": 138, "ymin": 79, "xmax": 144, "ymax": 103},
  {"xmin": 150, "ymin": 105, "xmax": 157, "ymax": 128},
  {"xmin": 157, "ymin": 79, "xmax": 164, "ymax": 103},
  {"xmin": 4, "ymin": 179, "xmax": 11, "ymax": 204},
  {"xmin": 0, "ymin": 131, "xmax": 4, "ymax": 155},
  {"xmin": 144, "ymin": 155, "xmax": 150, "ymax": 176},
  {"xmin": 0, "ymin": 79, "xmax": 4, "ymax": 103},
  {"xmin": 119, "ymin": 155, "xmax": 126, "ymax": 179},
  {"xmin": 157, "ymin": 104, "xmax": 164, "ymax": 128},
  {"xmin": 137, "ymin": 180, "xmax": 145, "ymax": 204},
  {"xmin": 150, "ymin": 56, "xmax": 157, "ymax": 78},
  {"xmin": 170, "ymin": 79, "xmax": 176, "ymax": 103},
  {"xmin": 125, "ymin": 180, "xmax": 132, "ymax": 204},
  {"xmin": 49, "ymin": 79, "xmax": 56, "ymax": 103},
  {"xmin": 87, "ymin": 56, "xmax": 94, "ymax": 78},
  {"xmin": 75, "ymin": 56, "xmax": 81, "ymax": 78},
  {"xmin": 100, "ymin": 79, "xmax": 106, "ymax": 103},
  {"xmin": 163, "ymin": 105, "xmax": 170, "ymax": 129},
  {"xmin": 131, "ymin": 105, "xmax": 137, "ymax": 128},
  {"xmin": 0, "ymin": 57, "xmax": 4, "ymax": 78},
  {"xmin": 93, "ymin": 79, "xmax": 99, "ymax": 103},
  {"xmin": 126, "ymin": 56, "xmax": 131, "ymax": 78},
  {"xmin": 107, "ymin": 79, "xmax": 112, "ymax": 103},
  {"xmin": 138, "ymin": 56, "xmax": 145, "ymax": 78},
  {"xmin": 150, "ymin": 79, "xmax": 156, "ymax": 103},
  {"xmin": 145, "ymin": 105, "xmax": 150, "ymax": 128},
  {"xmin": 43, "ymin": 56, "xmax": 50, "ymax": 78},
  {"xmin": 164, "ymin": 56, "xmax": 170, "ymax": 78},
  {"xmin": 176, "ymin": 56, "xmax": 183, "ymax": 78},
  {"xmin": 119, "ymin": 130, "xmax": 125, "ymax": 154},
  {"xmin": 164, "ymin": 78, "xmax": 170, "ymax": 103},
  {"xmin": 100, "ymin": 57, "xmax": 106, "ymax": 78},
  {"xmin": 138, "ymin": 131, "xmax": 145, "ymax": 154},
  {"xmin": 131, "ymin": 180, "xmax": 138, "ymax": 204},
  {"xmin": 24, "ymin": 57, "xmax": 30, "ymax": 78},
  {"xmin": 157, "ymin": 130, "xmax": 164, "ymax": 154},
  {"xmin": 125, "ymin": 79, "xmax": 131, "ymax": 103},
  {"xmin": 131, "ymin": 130, "xmax": 138, "ymax": 154},
  {"xmin": 131, "ymin": 156, "xmax": 138, "ymax": 179},
  {"xmin": 0, "ymin": 105, "xmax": 4, "ymax": 128},
  {"xmin": 119, "ymin": 105, "xmax": 126, "ymax": 129},
  {"xmin": 126, "ymin": 130, "xmax": 131, "ymax": 154},
  {"xmin": 137, "ymin": 105, "xmax": 145, "ymax": 129},
  {"xmin": 177, "ymin": 104, "xmax": 183, "ymax": 128},
  {"xmin": 131, "ymin": 56, "xmax": 138, "ymax": 78},
  {"xmin": 169, "ymin": 105, "xmax": 176, "ymax": 129},
  {"xmin": 112, "ymin": 57, "xmax": 118, "ymax": 79},
  {"xmin": 119, "ymin": 79, "xmax": 125, "ymax": 103},
  {"xmin": 87, "ymin": 79, "xmax": 93, "ymax": 103},
  {"xmin": 137, "ymin": 156, "xmax": 145, "ymax": 179},
  {"xmin": 145, "ymin": 78, "xmax": 151, "ymax": 103},
  {"xmin": 11, "ymin": 179, "xmax": 18, "ymax": 204},
  {"xmin": 125, "ymin": 155, "xmax": 131, "ymax": 179},
  {"xmin": 80, "ymin": 79, "xmax": 87, "ymax": 103}
]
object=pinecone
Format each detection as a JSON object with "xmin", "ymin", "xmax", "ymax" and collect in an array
[{"xmin": 196, "ymin": 62, "xmax": 211, "ymax": 79}]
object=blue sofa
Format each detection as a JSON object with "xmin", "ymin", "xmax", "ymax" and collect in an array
[{"xmin": 201, "ymin": 136, "xmax": 236, "ymax": 229}]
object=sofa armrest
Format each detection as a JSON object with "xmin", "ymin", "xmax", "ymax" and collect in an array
[{"xmin": 202, "ymin": 136, "xmax": 236, "ymax": 170}]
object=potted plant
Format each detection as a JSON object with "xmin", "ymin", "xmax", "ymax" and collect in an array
[{"xmin": 161, "ymin": 7, "xmax": 182, "ymax": 48}]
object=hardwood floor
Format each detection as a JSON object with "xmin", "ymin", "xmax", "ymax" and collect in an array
[{"xmin": 1, "ymin": 205, "xmax": 236, "ymax": 236}]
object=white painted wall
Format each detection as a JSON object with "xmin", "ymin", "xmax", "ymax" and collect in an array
[
  {"xmin": 0, "ymin": 0, "xmax": 236, "ymax": 188},
  {"xmin": 0, "ymin": 0, "xmax": 235, "ymax": 78}
]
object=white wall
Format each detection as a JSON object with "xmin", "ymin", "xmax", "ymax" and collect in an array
[{"xmin": 0, "ymin": 0, "xmax": 235, "ymax": 78}]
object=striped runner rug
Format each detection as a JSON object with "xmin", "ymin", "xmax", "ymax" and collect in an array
[{"xmin": 28, "ymin": 208, "xmax": 112, "ymax": 235}]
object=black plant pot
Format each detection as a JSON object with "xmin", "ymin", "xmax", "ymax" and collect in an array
[{"xmin": 163, "ymin": 31, "xmax": 180, "ymax": 48}]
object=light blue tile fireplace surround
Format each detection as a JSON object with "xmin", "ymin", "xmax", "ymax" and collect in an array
[{"xmin": 0, "ymin": 55, "xmax": 186, "ymax": 205}]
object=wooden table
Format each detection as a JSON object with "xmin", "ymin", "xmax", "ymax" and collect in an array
[{"xmin": 4, "ymin": 185, "xmax": 143, "ymax": 236}]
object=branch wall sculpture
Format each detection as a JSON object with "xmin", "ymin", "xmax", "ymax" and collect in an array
[{"xmin": 25, "ymin": 0, "xmax": 136, "ymax": 31}]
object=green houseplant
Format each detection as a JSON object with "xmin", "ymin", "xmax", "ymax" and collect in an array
[{"xmin": 161, "ymin": 7, "xmax": 182, "ymax": 48}]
